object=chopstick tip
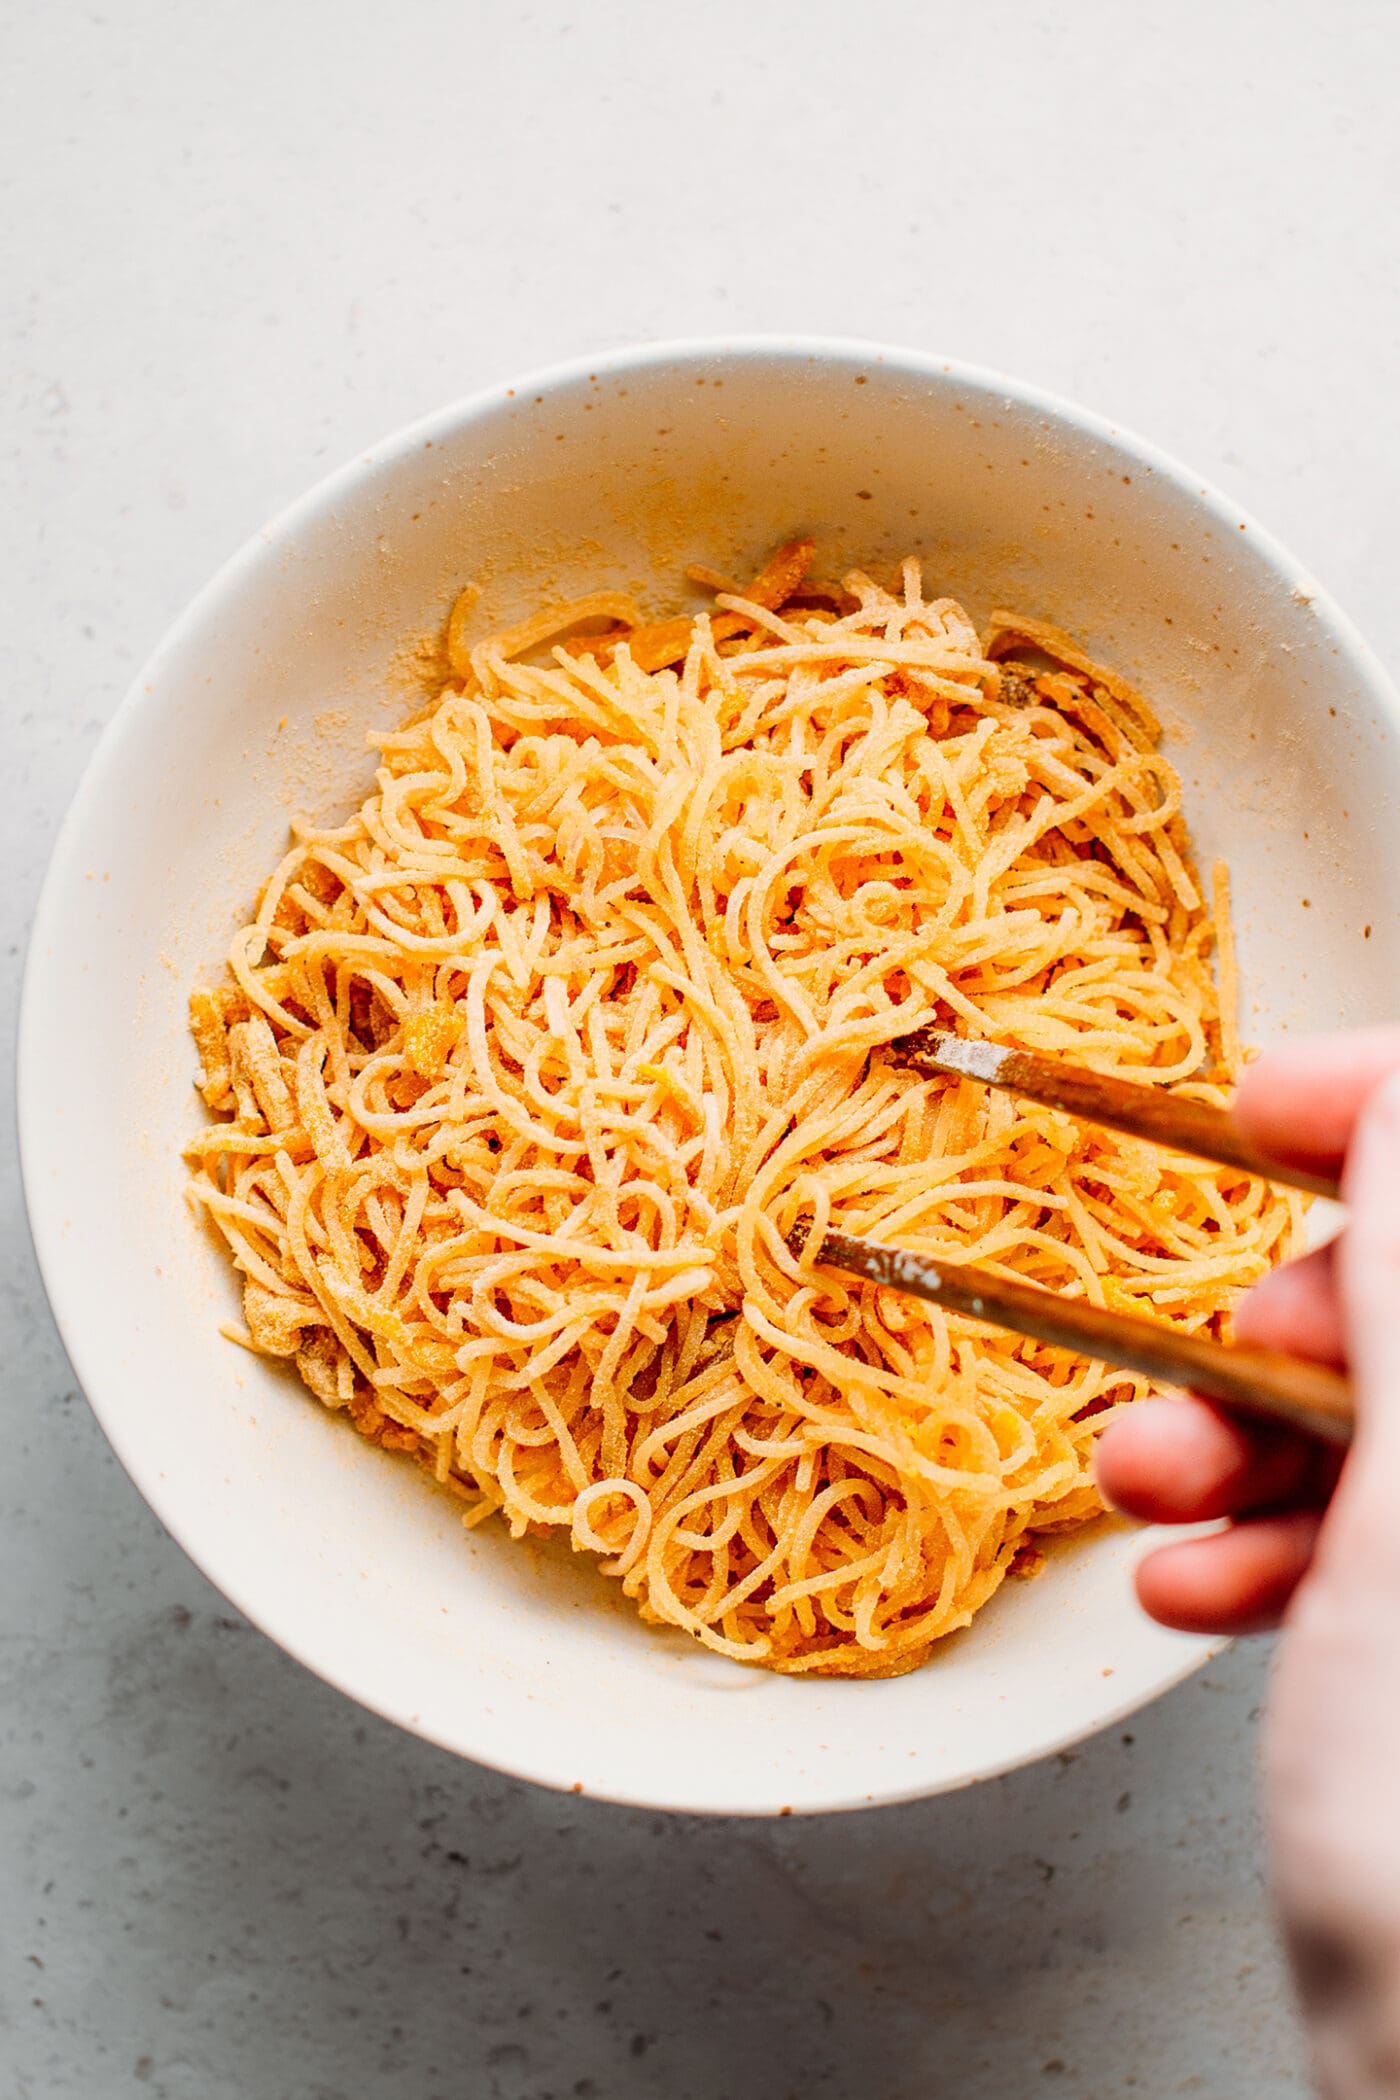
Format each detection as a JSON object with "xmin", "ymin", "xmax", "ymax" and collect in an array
[
  {"xmin": 889, "ymin": 1023, "xmax": 945, "ymax": 1068},
  {"xmin": 892, "ymin": 1027, "xmax": 1010, "ymax": 1084}
]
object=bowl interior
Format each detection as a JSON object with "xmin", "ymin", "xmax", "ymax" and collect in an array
[{"xmin": 22, "ymin": 342, "xmax": 1400, "ymax": 1813}]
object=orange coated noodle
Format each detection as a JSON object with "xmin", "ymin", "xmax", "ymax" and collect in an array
[{"xmin": 187, "ymin": 546, "xmax": 1302, "ymax": 1676}]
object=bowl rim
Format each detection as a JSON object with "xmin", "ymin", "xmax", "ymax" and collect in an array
[{"xmin": 19, "ymin": 333, "xmax": 1398, "ymax": 1813}]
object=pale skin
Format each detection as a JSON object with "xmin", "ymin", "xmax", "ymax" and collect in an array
[{"xmin": 1095, "ymin": 1029, "xmax": 1400, "ymax": 2098}]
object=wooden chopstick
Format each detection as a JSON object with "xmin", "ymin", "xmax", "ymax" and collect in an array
[
  {"xmin": 802, "ymin": 1227, "xmax": 1354, "ymax": 1446},
  {"xmin": 894, "ymin": 1028, "xmax": 1342, "ymax": 1203}
]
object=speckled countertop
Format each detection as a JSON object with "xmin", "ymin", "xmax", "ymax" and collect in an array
[{"xmin": 6, "ymin": 3, "xmax": 1399, "ymax": 2093}]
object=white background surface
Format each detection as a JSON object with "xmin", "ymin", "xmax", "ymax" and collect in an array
[{"xmin": 5, "ymin": 1, "xmax": 1398, "ymax": 2093}]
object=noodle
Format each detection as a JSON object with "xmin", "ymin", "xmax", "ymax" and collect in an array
[{"xmin": 187, "ymin": 546, "xmax": 1303, "ymax": 1677}]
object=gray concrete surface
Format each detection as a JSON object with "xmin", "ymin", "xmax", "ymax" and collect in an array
[{"xmin": 9, "ymin": 1, "xmax": 1400, "ymax": 2091}]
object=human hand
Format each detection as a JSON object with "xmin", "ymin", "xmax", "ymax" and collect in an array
[
  {"xmin": 1096, "ymin": 1027, "xmax": 1400, "ymax": 2095},
  {"xmin": 1095, "ymin": 1027, "xmax": 1400, "ymax": 1633}
]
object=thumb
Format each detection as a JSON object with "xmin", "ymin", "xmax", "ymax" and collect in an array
[
  {"xmin": 1338, "ymin": 1066, "xmax": 1400, "ymax": 1481},
  {"xmin": 1265, "ymin": 1067, "xmax": 1400, "ymax": 1935}
]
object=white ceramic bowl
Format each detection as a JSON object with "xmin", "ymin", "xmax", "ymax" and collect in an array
[{"xmin": 21, "ymin": 339, "xmax": 1400, "ymax": 1815}]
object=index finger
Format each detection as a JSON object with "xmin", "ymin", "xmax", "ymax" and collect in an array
[{"xmin": 1233, "ymin": 1027, "xmax": 1400, "ymax": 1178}]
